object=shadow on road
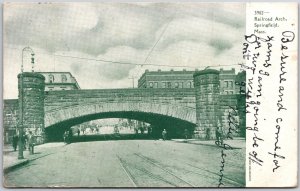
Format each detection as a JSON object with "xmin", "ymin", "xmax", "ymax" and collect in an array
[{"xmin": 69, "ymin": 133, "xmax": 155, "ymax": 143}]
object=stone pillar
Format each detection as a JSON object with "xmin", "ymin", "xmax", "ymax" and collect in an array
[
  {"xmin": 193, "ymin": 69, "xmax": 220, "ymax": 139},
  {"xmin": 18, "ymin": 72, "xmax": 45, "ymax": 144}
]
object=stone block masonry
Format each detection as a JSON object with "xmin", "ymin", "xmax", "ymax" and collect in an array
[
  {"xmin": 3, "ymin": 70, "xmax": 245, "ymax": 143},
  {"xmin": 193, "ymin": 69, "xmax": 220, "ymax": 139},
  {"xmin": 18, "ymin": 72, "xmax": 45, "ymax": 144}
]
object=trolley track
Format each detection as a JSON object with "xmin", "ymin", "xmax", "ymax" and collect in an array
[
  {"xmin": 133, "ymin": 153, "xmax": 243, "ymax": 187},
  {"xmin": 116, "ymin": 155, "xmax": 138, "ymax": 187},
  {"xmin": 116, "ymin": 154, "xmax": 195, "ymax": 187},
  {"xmin": 134, "ymin": 153, "xmax": 195, "ymax": 187}
]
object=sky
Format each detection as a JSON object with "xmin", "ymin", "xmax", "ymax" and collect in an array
[{"xmin": 4, "ymin": 2, "xmax": 245, "ymax": 99}]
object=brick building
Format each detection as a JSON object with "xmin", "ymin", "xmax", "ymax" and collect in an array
[
  {"xmin": 3, "ymin": 72, "xmax": 81, "ymax": 144},
  {"xmin": 138, "ymin": 69, "xmax": 194, "ymax": 89},
  {"xmin": 219, "ymin": 68, "xmax": 236, "ymax": 95},
  {"xmin": 3, "ymin": 99, "xmax": 18, "ymax": 144},
  {"xmin": 38, "ymin": 72, "xmax": 80, "ymax": 91},
  {"xmin": 138, "ymin": 68, "xmax": 237, "ymax": 94}
]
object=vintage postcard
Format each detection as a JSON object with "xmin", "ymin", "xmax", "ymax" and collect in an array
[{"xmin": 2, "ymin": 2, "xmax": 298, "ymax": 188}]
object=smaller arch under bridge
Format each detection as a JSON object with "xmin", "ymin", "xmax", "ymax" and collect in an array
[{"xmin": 44, "ymin": 88, "xmax": 197, "ymax": 141}]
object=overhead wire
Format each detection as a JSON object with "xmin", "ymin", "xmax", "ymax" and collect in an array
[{"xmin": 5, "ymin": 46, "xmax": 240, "ymax": 69}]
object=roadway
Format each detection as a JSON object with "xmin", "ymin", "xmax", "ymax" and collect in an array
[{"xmin": 4, "ymin": 140, "xmax": 245, "ymax": 187}]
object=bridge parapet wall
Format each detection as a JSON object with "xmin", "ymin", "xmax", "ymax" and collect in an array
[{"xmin": 44, "ymin": 88, "xmax": 196, "ymax": 112}]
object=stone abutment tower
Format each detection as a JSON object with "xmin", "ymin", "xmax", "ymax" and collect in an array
[
  {"xmin": 193, "ymin": 69, "xmax": 220, "ymax": 139},
  {"xmin": 18, "ymin": 72, "xmax": 45, "ymax": 144}
]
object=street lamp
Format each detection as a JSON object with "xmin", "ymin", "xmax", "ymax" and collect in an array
[
  {"xmin": 18, "ymin": 47, "xmax": 35, "ymax": 159},
  {"xmin": 21, "ymin": 47, "xmax": 35, "ymax": 73}
]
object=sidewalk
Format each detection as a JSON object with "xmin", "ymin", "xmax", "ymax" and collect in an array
[
  {"xmin": 3, "ymin": 143, "xmax": 65, "ymax": 173},
  {"xmin": 172, "ymin": 138, "xmax": 246, "ymax": 149}
]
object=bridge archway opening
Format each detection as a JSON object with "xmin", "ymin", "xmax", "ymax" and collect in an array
[{"xmin": 45, "ymin": 111, "xmax": 196, "ymax": 142}]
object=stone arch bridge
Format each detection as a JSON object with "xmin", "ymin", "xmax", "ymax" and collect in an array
[
  {"xmin": 44, "ymin": 88, "xmax": 197, "ymax": 140},
  {"xmin": 15, "ymin": 70, "xmax": 244, "ymax": 143}
]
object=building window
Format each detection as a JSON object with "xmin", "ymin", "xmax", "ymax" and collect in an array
[
  {"xmin": 154, "ymin": 82, "xmax": 158, "ymax": 88},
  {"xmin": 225, "ymin": 81, "xmax": 228, "ymax": 87},
  {"xmin": 175, "ymin": 82, "xmax": 179, "ymax": 88},
  {"xmin": 230, "ymin": 81, "xmax": 233, "ymax": 88},
  {"xmin": 162, "ymin": 82, "xmax": 166, "ymax": 88},
  {"xmin": 149, "ymin": 82, "xmax": 153, "ymax": 88},
  {"xmin": 188, "ymin": 81, "xmax": 192, "ymax": 88},
  {"xmin": 61, "ymin": 74, "xmax": 67, "ymax": 83},
  {"xmin": 49, "ymin": 74, "xmax": 54, "ymax": 83},
  {"xmin": 167, "ymin": 82, "xmax": 172, "ymax": 88},
  {"xmin": 180, "ymin": 82, "xmax": 183, "ymax": 88}
]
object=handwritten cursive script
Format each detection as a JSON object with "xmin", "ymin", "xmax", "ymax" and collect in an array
[{"xmin": 268, "ymin": 31, "xmax": 294, "ymax": 172}]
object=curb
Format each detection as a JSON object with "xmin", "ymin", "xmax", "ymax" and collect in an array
[
  {"xmin": 172, "ymin": 140, "xmax": 243, "ymax": 149},
  {"xmin": 3, "ymin": 144, "xmax": 65, "ymax": 174},
  {"xmin": 3, "ymin": 159, "xmax": 29, "ymax": 174}
]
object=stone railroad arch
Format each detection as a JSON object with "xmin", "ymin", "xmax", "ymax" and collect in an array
[{"xmin": 44, "ymin": 102, "xmax": 197, "ymax": 140}]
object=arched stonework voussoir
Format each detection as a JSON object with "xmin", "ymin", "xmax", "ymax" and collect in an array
[{"xmin": 44, "ymin": 102, "xmax": 196, "ymax": 128}]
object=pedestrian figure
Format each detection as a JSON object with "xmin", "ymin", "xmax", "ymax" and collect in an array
[
  {"xmin": 162, "ymin": 129, "xmax": 167, "ymax": 141},
  {"xmin": 140, "ymin": 127, "xmax": 144, "ymax": 134},
  {"xmin": 215, "ymin": 127, "xmax": 223, "ymax": 146},
  {"xmin": 22, "ymin": 133, "xmax": 27, "ymax": 150},
  {"xmin": 134, "ymin": 127, "xmax": 138, "ymax": 134},
  {"xmin": 63, "ymin": 130, "xmax": 68, "ymax": 143},
  {"xmin": 205, "ymin": 128, "xmax": 211, "ymax": 140},
  {"xmin": 12, "ymin": 133, "xmax": 18, "ymax": 151},
  {"xmin": 68, "ymin": 129, "xmax": 73, "ymax": 143},
  {"xmin": 184, "ymin": 129, "xmax": 189, "ymax": 140},
  {"xmin": 27, "ymin": 131, "xmax": 35, "ymax": 155},
  {"xmin": 114, "ymin": 125, "xmax": 119, "ymax": 134},
  {"xmin": 77, "ymin": 129, "xmax": 80, "ymax": 137},
  {"xmin": 148, "ymin": 126, "xmax": 152, "ymax": 139}
]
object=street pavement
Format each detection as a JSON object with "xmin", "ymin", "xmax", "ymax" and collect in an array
[
  {"xmin": 3, "ymin": 139, "xmax": 245, "ymax": 188},
  {"xmin": 3, "ymin": 143, "xmax": 65, "ymax": 172}
]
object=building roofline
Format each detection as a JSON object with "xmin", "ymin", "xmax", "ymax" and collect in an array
[
  {"xmin": 38, "ymin": 71, "xmax": 81, "ymax": 89},
  {"xmin": 37, "ymin": 71, "xmax": 73, "ymax": 74},
  {"xmin": 193, "ymin": 69, "xmax": 219, "ymax": 77}
]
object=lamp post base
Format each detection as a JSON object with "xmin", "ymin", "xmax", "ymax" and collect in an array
[{"xmin": 18, "ymin": 155, "xmax": 24, "ymax": 159}]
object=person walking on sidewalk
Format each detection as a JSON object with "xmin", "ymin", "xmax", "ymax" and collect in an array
[
  {"xmin": 184, "ymin": 128, "xmax": 189, "ymax": 141},
  {"xmin": 77, "ymin": 128, "xmax": 80, "ymax": 137},
  {"xmin": 27, "ymin": 131, "xmax": 35, "ymax": 155},
  {"xmin": 68, "ymin": 129, "xmax": 73, "ymax": 143},
  {"xmin": 12, "ymin": 133, "xmax": 18, "ymax": 151},
  {"xmin": 21, "ymin": 133, "xmax": 27, "ymax": 150},
  {"xmin": 147, "ymin": 126, "xmax": 152, "ymax": 139},
  {"xmin": 162, "ymin": 129, "xmax": 167, "ymax": 141}
]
